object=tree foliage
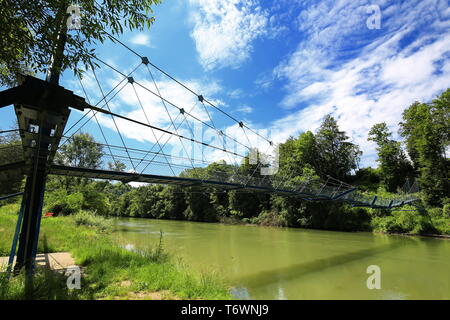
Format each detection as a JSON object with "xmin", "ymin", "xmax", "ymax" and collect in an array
[
  {"xmin": 399, "ymin": 89, "xmax": 450, "ymax": 206},
  {"xmin": 5, "ymin": 92, "xmax": 447, "ymax": 235},
  {"xmin": 0, "ymin": 0, "xmax": 161, "ymax": 86},
  {"xmin": 368, "ymin": 122, "xmax": 413, "ymax": 192},
  {"xmin": 0, "ymin": 123, "xmax": 23, "ymax": 197},
  {"xmin": 314, "ymin": 115, "xmax": 362, "ymax": 180},
  {"xmin": 55, "ymin": 133, "xmax": 103, "ymax": 168}
]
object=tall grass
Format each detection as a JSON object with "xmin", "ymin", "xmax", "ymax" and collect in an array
[
  {"xmin": 72, "ymin": 210, "xmax": 112, "ymax": 232},
  {"xmin": 0, "ymin": 205, "xmax": 231, "ymax": 300},
  {"xmin": 0, "ymin": 203, "xmax": 20, "ymax": 256},
  {"xmin": 0, "ymin": 268, "xmax": 81, "ymax": 300}
]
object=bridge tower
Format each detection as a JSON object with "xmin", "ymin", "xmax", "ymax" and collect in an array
[
  {"xmin": 0, "ymin": 12, "xmax": 87, "ymax": 274},
  {"xmin": 0, "ymin": 77, "xmax": 88, "ymax": 276}
]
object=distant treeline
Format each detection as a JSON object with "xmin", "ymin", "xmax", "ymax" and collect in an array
[{"xmin": 1, "ymin": 90, "xmax": 449, "ymax": 235}]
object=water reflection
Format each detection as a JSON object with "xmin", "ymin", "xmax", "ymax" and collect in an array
[
  {"xmin": 230, "ymin": 287, "xmax": 250, "ymax": 300},
  {"xmin": 113, "ymin": 218, "xmax": 450, "ymax": 299}
]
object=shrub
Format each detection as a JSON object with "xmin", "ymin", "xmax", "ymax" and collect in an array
[
  {"xmin": 44, "ymin": 190, "xmax": 83, "ymax": 215},
  {"xmin": 428, "ymin": 207, "xmax": 443, "ymax": 218},
  {"xmin": 72, "ymin": 210, "xmax": 112, "ymax": 232},
  {"xmin": 443, "ymin": 204, "xmax": 450, "ymax": 218},
  {"xmin": 252, "ymin": 210, "xmax": 287, "ymax": 227},
  {"xmin": 44, "ymin": 186, "xmax": 110, "ymax": 216},
  {"xmin": 79, "ymin": 184, "xmax": 110, "ymax": 216},
  {"xmin": 371, "ymin": 209, "xmax": 435, "ymax": 234},
  {"xmin": 431, "ymin": 217, "xmax": 450, "ymax": 235}
]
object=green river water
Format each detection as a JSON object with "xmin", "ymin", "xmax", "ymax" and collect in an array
[{"xmin": 113, "ymin": 218, "xmax": 450, "ymax": 300}]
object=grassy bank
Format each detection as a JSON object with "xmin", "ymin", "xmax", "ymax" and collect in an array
[
  {"xmin": 221, "ymin": 197, "xmax": 450, "ymax": 237},
  {"xmin": 0, "ymin": 204, "xmax": 231, "ymax": 300}
]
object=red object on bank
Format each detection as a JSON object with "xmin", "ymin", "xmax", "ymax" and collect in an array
[{"xmin": 44, "ymin": 212, "xmax": 54, "ymax": 217}]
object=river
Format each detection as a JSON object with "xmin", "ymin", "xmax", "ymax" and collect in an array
[{"xmin": 113, "ymin": 217, "xmax": 450, "ymax": 300}]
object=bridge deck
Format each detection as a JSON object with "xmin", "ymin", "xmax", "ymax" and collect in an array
[
  {"xmin": 0, "ymin": 156, "xmax": 419, "ymax": 209},
  {"xmin": 48, "ymin": 165, "xmax": 416, "ymax": 209}
]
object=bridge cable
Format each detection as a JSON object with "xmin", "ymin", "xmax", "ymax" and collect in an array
[
  {"xmin": 59, "ymin": 80, "xmax": 130, "ymax": 149},
  {"xmin": 100, "ymin": 29, "xmax": 272, "ymax": 145},
  {"xmin": 99, "ymin": 153, "xmax": 200, "ymax": 171},
  {"xmin": 130, "ymin": 81, "xmax": 176, "ymax": 176},
  {"xmin": 86, "ymin": 105, "xmax": 244, "ymax": 158},
  {"xmin": 61, "ymin": 62, "xmax": 142, "ymax": 143},
  {"xmin": 92, "ymin": 67, "xmax": 137, "ymax": 172},
  {"xmin": 78, "ymin": 77, "xmax": 121, "ymax": 169},
  {"xmin": 66, "ymin": 137, "xmax": 212, "ymax": 166},
  {"xmin": 138, "ymin": 101, "xmax": 201, "ymax": 174},
  {"xmin": 143, "ymin": 65, "xmax": 198, "ymax": 174},
  {"xmin": 64, "ymin": 75, "xmax": 126, "ymax": 136},
  {"xmin": 92, "ymin": 55, "xmax": 253, "ymax": 153},
  {"xmin": 198, "ymin": 100, "xmax": 241, "ymax": 181}
]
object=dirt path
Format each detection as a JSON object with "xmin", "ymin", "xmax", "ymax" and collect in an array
[{"xmin": 0, "ymin": 252, "xmax": 76, "ymax": 272}]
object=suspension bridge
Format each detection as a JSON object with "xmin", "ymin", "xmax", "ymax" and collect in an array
[{"xmin": 0, "ymin": 31, "xmax": 419, "ymax": 273}]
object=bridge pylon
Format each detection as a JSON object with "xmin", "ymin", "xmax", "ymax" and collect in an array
[{"xmin": 0, "ymin": 76, "xmax": 87, "ymax": 274}]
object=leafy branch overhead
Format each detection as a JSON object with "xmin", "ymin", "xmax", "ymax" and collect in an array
[{"xmin": 0, "ymin": 0, "xmax": 161, "ymax": 86}]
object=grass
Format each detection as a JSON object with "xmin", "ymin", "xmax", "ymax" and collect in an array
[
  {"xmin": 0, "ymin": 204, "xmax": 231, "ymax": 300},
  {"xmin": 0, "ymin": 268, "xmax": 81, "ymax": 300},
  {"xmin": 73, "ymin": 210, "xmax": 112, "ymax": 232}
]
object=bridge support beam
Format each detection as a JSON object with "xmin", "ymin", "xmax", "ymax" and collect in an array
[
  {"xmin": 0, "ymin": 75, "xmax": 87, "ymax": 275},
  {"xmin": 0, "ymin": 192, "xmax": 24, "ymax": 201},
  {"xmin": 371, "ymin": 196, "xmax": 378, "ymax": 207},
  {"xmin": 14, "ymin": 125, "xmax": 52, "ymax": 274},
  {"xmin": 332, "ymin": 187, "xmax": 357, "ymax": 200}
]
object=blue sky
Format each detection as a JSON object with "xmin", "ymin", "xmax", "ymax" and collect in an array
[{"xmin": 1, "ymin": 0, "xmax": 450, "ymax": 174}]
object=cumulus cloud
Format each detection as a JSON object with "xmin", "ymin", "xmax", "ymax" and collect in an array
[
  {"xmin": 129, "ymin": 33, "xmax": 152, "ymax": 47},
  {"xmin": 269, "ymin": 0, "xmax": 450, "ymax": 166},
  {"xmin": 73, "ymin": 63, "xmax": 252, "ymax": 172},
  {"xmin": 236, "ymin": 105, "xmax": 253, "ymax": 114},
  {"xmin": 70, "ymin": 0, "xmax": 450, "ymax": 173},
  {"xmin": 188, "ymin": 0, "xmax": 269, "ymax": 70}
]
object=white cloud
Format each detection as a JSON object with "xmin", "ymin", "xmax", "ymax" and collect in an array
[
  {"xmin": 268, "ymin": 0, "xmax": 450, "ymax": 167},
  {"xmin": 188, "ymin": 0, "xmax": 269, "ymax": 70},
  {"xmin": 228, "ymin": 88, "xmax": 244, "ymax": 99},
  {"xmin": 71, "ymin": 0, "xmax": 450, "ymax": 174},
  {"xmin": 236, "ymin": 105, "xmax": 253, "ymax": 114},
  {"xmin": 83, "ymin": 71, "xmax": 254, "ymax": 171},
  {"xmin": 129, "ymin": 33, "xmax": 152, "ymax": 47},
  {"xmin": 97, "ymin": 77, "xmax": 221, "ymax": 144}
]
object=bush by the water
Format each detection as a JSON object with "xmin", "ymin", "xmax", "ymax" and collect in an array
[
  {"xmin": 245, "ymin": 209, "xmax": 288, "ymax": 227},
  {"xmin": 371, "ymin": 208, "xmax": 436, "ymax": 235},
  {"xmin": 44, "ymin": 186, "xmax": 110, "ymax": 216},
  {"xmin": 72, "ymin": 210, "xmax": 112, "ymax": 232}
]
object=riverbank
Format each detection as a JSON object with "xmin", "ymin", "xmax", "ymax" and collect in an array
[
  {"xmin": 179, "ymin": 203, "xmax": 450, "ymax": 238},
  {"xmin": 373, "ymin": 231, "xmax": 450, "ymax": 240},
  {"xmin": 0, "ymin": 204, "xmax": 231, "ymax": 300},
  {"xmin": 113, "ymin": 215, "xmax": 450, "ymax": 299},
  {"xmin": 108, "ymin": 204, "xmax": 450, "ymax": 239}
]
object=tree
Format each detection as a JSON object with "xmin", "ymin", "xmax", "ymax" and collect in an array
[
  {"xmin": 368, "ymin": 122, "xmax": 413, "ymax": 192},
  {"xmin": 399, "ymin": 89, "xmax": 450, "ymax": 206},
  {"xmin": 55, "ymin": 133, "xmax": 103, "ymax": 168},
  {"xmin": 0, "ymin": 0, "xmax": 161, "ymax": 86},
  {"xmin": 314, "ymin": 115, "xmax": 362, "ymax": 181},
  {"xmin": 0, "ymin": 123, "xmax": 24, "ymax": 197},
  {"xmin": 108, "ymin": 160, "xmax": 126, "ymax": 172},
  {"xmin": 53, "ymin": 133, "xmax": 103, "ymax": 189},
  {"xmin": 179, "ymin": 163, "xmax": 226, "ymax": 222},
  {"xmin": 278, "ymin": 131, "xmax": 317, "ymax": 179},
  {"xmin": 226, "ymin": 155, "xmax": 270, "ymax": 218}
]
